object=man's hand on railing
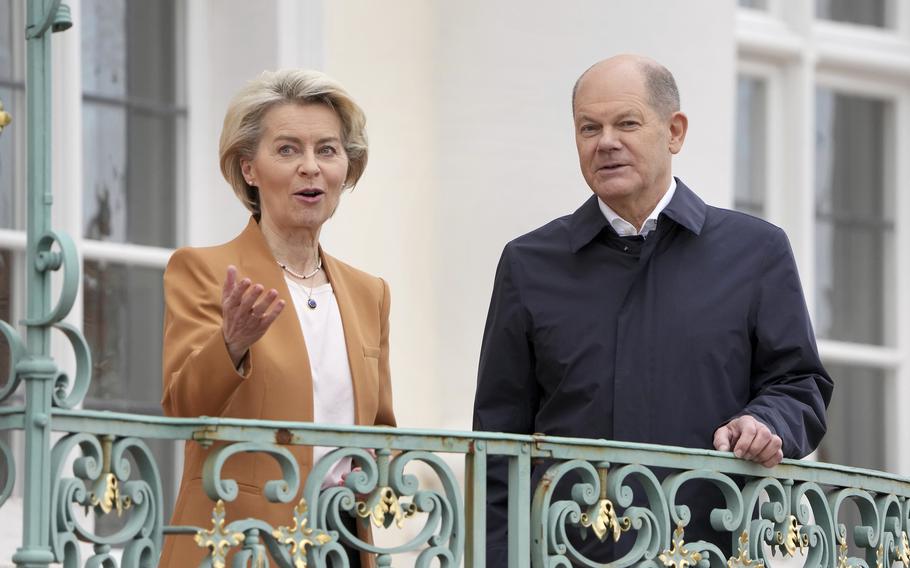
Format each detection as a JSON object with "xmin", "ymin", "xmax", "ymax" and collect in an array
[{"xmin": 712, "ymin": 415, "xmax": 783, "ymax": 468}]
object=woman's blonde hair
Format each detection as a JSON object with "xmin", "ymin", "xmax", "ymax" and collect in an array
[{"xmin": 219, "ymin": 69, "xmax": 368, "ymax": 215}]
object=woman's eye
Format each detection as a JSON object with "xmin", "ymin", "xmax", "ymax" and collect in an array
[
  {"xmin": 277, "ymin": 145, "xmax": 296, "ymax": 156},
  {"xmin": 319, "ymin": 145, "xmax": 338, "ymax": 156}
]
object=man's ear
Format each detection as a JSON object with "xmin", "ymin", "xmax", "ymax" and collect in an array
[{"xmin": 668, "ymin": 111, "xmax": 688, "ymax": 155}]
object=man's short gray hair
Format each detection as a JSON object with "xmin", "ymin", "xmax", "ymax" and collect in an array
[{"xmin": 572, "ymin": 59, "xmax": 680, "ymax": 120}]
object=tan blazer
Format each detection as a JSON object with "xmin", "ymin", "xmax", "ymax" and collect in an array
[{"xmin": 158, "ymin": 218, "xmax": 395, "ymax": 567}]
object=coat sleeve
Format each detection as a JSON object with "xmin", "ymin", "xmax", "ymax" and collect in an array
[
  {"xmin": 374, "ymin": 277, "xmax": 396, "ymax": 427},
  {"xmin": 472, "ymin": 244, "xmax": 539, "ymax": 564},
  {"xmin": 740, "ymin": 227, "xmax": 834, "ymax": 458},
  {"xmin": 161, "ymin": 248, "xmax": 248, "ymax": 418}
]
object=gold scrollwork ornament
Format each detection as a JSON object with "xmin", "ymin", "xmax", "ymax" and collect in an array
[
  {"xmin": 579, "ymin": 499, "xmax": 630, "ymax": 542},
  {"xmin": 272, "ymin": 499, "xmax": 332, "ymax": 568},
  {"xmin": 195, "ymin": 500, "xmax": 245, "ymax": 568},
  {"xmin": 727, "ymin": 531, "xmax": 764, "ymax": 568},
  {"xmin": 899, "ymin": 532, "xmax": 910, "ymax": 568},
  {"xmin": 356, "ymin": 486, "xmax": 417, "ymax": 529},
  {"xmin": 777, "ymin": 515, "xmax": 808, "ymax": 557},
  {"xmin": 88, "ymin": 473, "xmax": 132, "ymax": 516},
  {"xmin": 659, "ymin": 524, "xmax": 703, "ymax": 568},
  {"xmin": 837, "ymin": 540, "xmax": 849, "ymax": 568}
]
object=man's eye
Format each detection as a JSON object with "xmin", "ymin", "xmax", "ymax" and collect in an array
[
  {"xmin": 580, "ymin": 124, "xmax": 599, "ymax": 134},
  {"xmin": 619, "ymin": 121, "xmax": 639, "ymax": 128}
]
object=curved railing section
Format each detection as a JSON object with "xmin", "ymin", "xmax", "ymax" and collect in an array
[{"xmin": 3, "ymin": 408, "xmax": 910, "ymax": 567}]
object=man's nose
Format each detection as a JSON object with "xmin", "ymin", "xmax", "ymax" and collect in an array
[{"xmin": 596, "ymin": 128, "xmax": 622, "ymax": 152}]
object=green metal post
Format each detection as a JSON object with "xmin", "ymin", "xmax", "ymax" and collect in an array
[
  {"xmin": 11, "ymin": 1, "xmax": 71, "ymax": 566},
  {"xmin": 465, "ymin": 440, "xmax": 487, "ymax": 567},
  {"xmin": 508, "ymin": 443, "xmax": 531, "ymax": 568}
]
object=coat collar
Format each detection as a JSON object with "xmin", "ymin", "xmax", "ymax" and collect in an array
[{"xmin": 568, "ymin": 177, "xmax": 706, "ymax": 253}]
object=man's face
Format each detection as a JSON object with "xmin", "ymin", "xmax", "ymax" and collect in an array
[{"xmin": 573, "ymin": 62, "xmax": 685, "ymax": 208}]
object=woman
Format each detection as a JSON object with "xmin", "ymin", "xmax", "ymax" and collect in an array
[{"xmin": 159, "ymin": 69, "xmax": 395, "ymax": 567}]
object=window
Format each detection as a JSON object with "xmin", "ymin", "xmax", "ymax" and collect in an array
[
  {"xmin": 734, "ymin": 75, "xmax": 768, "ymax": 217},
  {"xmin": 736, "ymin": 0, "xmax": 909, "ymax": 474},
  {"xmin": 814, "ymin": 90, "xmax": 892, "ymax": 347},
  {"xmin": 0, "ymin": 0, "xmax": 23, "ymax": 231},
  {"xmin": 79, "ymin": 0, "xmax": 186, "ymax": 529},
  {"xmin": 816, "ymin": 0, "xmax": 889, "ymax": 28}
]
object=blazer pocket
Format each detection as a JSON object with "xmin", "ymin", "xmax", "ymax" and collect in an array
[{"xmin": 362, "ymin": 346, "xmax": 381, "ymax": 358}]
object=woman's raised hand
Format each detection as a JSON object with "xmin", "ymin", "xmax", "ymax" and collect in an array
[{"xmin": 221, "ymin": 265, "xmax": 286, "ymax": 367}]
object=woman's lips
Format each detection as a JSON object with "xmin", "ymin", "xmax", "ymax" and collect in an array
[{"xmin": 293, "ymin": 189, "xmax": 325, "ymax": 203}]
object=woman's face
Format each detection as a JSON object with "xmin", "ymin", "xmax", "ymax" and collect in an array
[{"xmin": 241, "ymin": 102, "xmax": 349, "ymax": 237}]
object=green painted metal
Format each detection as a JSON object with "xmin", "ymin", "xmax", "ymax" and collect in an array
[{"xmin": 2, "ymin": 3, "xmax": 910, "ymax": 567}]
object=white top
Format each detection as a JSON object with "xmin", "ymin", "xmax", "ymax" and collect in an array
[
  {"xmin": 284, "ymin": 276, "xmax": 356, "ymax": 489},
  {"xmin": 598, "ymin": 177, "xmax": 677, "ymax": 238}
]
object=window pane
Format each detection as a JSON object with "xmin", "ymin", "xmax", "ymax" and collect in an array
[
  {"xmin": 81, "ymin": 0, "xmax": 181, "ymax": 248},
  {"xmin": 814, "ymin": 89, "xmax": 890, "ymax": 345},
  {"xmin": 0, "ymin": 249, "xmax": 11, "ymax": 385},
  {"xmin": 816, "ymin": 0, "xmax": 887, "ymax": 27},
  {"xmin": 80, "ymin": 0, "xmax": 127, "ymax": 98},
  {"xmin": 0, "ymin": 86, "xmax": 16, "ymax": 229},
  {"xmin": 82, "ymin": 261, "xmax": 177, "ymax": 528},
  {"xmin": 738, "ymin": 0, "xmax": 769, "ymax": 9},
  {"xmin": 83, "ymin": 261, "xmax": 164, "ymax": 406},
  {"xmin": 815, "ymin": 364, "xmax": 886, "ymax": 471},
  {"xmin": 82, "ymin": 103, "xmax": 127, "ymax": 242},
  {"xmin": 734, "ymin": 76, "xmax": 767, "ymax": 217},
  {"xmin": 0, "ymin": 0, "xmax": 13, "ymax": 79}
]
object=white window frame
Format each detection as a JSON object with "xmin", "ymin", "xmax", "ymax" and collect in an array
[{"xmin": 736, "ymin": 0, "xmax": 910, "ymax": 476}]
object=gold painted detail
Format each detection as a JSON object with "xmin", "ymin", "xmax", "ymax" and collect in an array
[
  {"xmin": 195, "ymin": 500, "xmax": 245, "ymax": 568},
  {"xmin": 659, "ymin": 524, "xmax": 703, "ymax": 568},
  {"xmin": 727, "ymin": 531, "xmax": 764, "ymax": 568},
  {"xmin": 356, "ymin": 486, "xmax": 417, "ymax": 529},
  {"xmin": 898, "ymin": 532, "xmax": 910, "ymax": 568},
  {"xmin": 876, "ymin": 544, "xmax": 884, "ymax": 568},
  {"xmin": 776, "ymin": 515, "xmax": 808, "ymax": 557},
  {"xmin": 579, "ymin": 499, "xmax": 631, "ymax": 542},
  {"xmin": 0, "ymin": 99, "xmax": 10, "ymax": 133},
  {"xmin": 272, "ymin": 499, "xmax": 332, "ymax": 568},
  {"xmin": 837, "ymin": 540, "xmax": 849, "ymax": 568},
  {"xmin": 88, "ymin": 473, "xmax": 132, "ymax": 516}
]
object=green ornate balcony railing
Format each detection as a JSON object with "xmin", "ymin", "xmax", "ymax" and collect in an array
[{"xmin": 3, "ymin": 2, "xmax": 910, "ymax": 567}]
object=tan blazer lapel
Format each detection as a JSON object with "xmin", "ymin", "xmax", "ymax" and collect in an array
[
  {"xmin": 233, "ymin": 218, "xmax": 315, "ymax": 422},
  {"xmin": 320, "ymin": 250, "xmax": 369, "ymax": 425}
]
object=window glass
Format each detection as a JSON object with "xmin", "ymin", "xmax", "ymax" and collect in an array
[
  {"xmin": 814, "ymin": 89, "xmax": 891, "ymax": 346},
  {"xmin": 81, "ymin": 0, "xmax": 181, "ymax": 248},
  {"xmin": 82, "ymin": 261, "xmax": 176, "ymax": 527},
  {"xmin": 0, "ymin": 249, "xmax": 11, "ymax": 388},
  {"xmin": 734, "ymin": 75, "xmax": 767, "ymax": 218},
  {"xmin": 815, "ymin": 364, "xmax": 887, "ymax": 471},
  {"xmin": 0, "ymin": 0, "xmax": 12, "ymax": 79},
  {"xmin": 0, "ymin": 86, "xmax": 16, "ymax": 229},
  {"xmin": 816, "ymin": 0, "xmax": 888, "ymax": 27},
  {"xmin": 738, "ymin": 0, "xmax": 769, "ymax": 9}
]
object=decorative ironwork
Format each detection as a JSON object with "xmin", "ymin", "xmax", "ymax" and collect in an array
[
  {"xmin": 356, "ymin": 486, "xmax": 418, "ymax": 529},
  {"xmin": 900, "ymin": 531, "xmax": 910, "ymax": 568},
  {"xmin": 728, "ymin": 531, "xmax": 764, "ymax": 568},
  {"xmin": 579, "ymin": 498, "xmax": 630, "ymax": 542},
  {"xmin": 659, "ymin": 524, "xmax": 703, "ymax": 568},
  {"xmin": 88, "ymin": 473, "xmax": 131, "ymax": 516},
  {"xmin": 778, "ymin": 514, "xmax": 809, "ymax": 556},
  {"xmin": 837, "ymin": 539, "xmax": 849, "ymax": 568},
  {"xmin": 195, "ymin": 500, "xmax": 245, "ymax": 568},
  {"xmin": 273, "ymin": 499, "xmax": 332, "ymax": 568}
]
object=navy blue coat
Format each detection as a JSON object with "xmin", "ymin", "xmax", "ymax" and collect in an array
[{"xmin": 473, "ymin": 179, "xmax": 833, "ymax": 562}]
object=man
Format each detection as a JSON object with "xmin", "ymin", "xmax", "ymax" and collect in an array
[{"xmin": 472, "ymin": 54, "xmax": 833, "ymax": 563}]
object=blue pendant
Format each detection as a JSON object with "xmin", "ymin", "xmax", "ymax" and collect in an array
[{"xmin": 307, "ymin": 298, "xmax": 317, "ymax": 309}]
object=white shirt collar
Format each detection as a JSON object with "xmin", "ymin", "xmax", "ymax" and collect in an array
[{"xmin": 597, "ymin": 177, "xmax": 677, "ymax": 238}]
